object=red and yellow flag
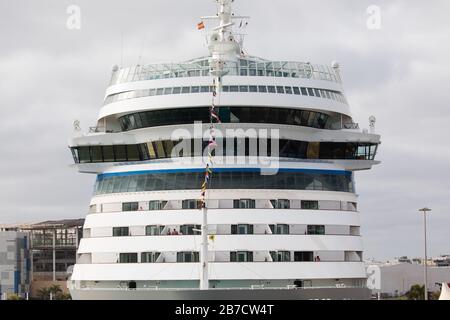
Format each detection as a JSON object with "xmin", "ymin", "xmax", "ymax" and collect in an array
[{"xmin": 197, "ymin": 21, "xmax": 205, "ymax": 30}]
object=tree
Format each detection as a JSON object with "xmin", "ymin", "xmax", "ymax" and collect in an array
[
  {"xmin": 37, "ymin": 284, "xmax": 64, "ymax": 300},
  {"xmin": 406, "ymin": 284, "xmax": 425, "ymax": 300}
]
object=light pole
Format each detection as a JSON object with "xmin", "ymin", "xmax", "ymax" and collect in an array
[{"xmin": 418, "ymin": 207, "xmax": 431, "ymax": 300}]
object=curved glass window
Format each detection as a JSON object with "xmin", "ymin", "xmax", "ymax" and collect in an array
[
  {"xmin": 93, "ymin": 169, "xmax": 354, "ymax": 195},
  {"xmin": 118, "ymin": 107, "xmax": 331, "ymax": 132},
  {"xmin": 109, "ymin": 59, "xmax": 341, "ymax": 86},
  {"xmin": 71, "ymin": 140, "xmax": 378, "ymax": 164}
]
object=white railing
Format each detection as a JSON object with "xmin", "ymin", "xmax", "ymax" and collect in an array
[{"xmin": 74, "ymin": 285, "xmax": 364, "ymax": 292}]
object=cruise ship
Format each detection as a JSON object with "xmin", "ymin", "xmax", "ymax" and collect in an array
[{"xmin": 67, "ymin": 0, "xmax": 381, "ymax": 300}]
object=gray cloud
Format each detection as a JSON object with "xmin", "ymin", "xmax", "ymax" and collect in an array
[{"xmin": 0, "ymin": 0, "xmax": 449, "ymax": 261}]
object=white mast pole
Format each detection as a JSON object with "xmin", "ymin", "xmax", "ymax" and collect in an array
[
  {"xmin": 199, "ymin": 0, "xmax": 246, "ymax": 291},
  {"xmin": 200, "ymin": 205, "xmax": 209, "ymax": 290}
]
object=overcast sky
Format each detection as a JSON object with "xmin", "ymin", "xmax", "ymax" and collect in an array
[{"xmin": 0, "ymin": 0, "xmax": 449, "ymax": 261}]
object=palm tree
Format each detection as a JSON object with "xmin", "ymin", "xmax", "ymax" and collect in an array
[{"xmin": 37, "ymin": 284, "xmax": 63, "ymax": 300}]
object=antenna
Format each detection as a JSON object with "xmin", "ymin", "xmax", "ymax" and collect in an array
[{"xmin": 201, "ymin": 0, "xmax": 250, "ymax": 61}]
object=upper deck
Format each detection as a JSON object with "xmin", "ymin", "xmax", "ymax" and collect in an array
[{"xmin": 109, "ymin": 56, "xmax": 342, "ymax": 87}]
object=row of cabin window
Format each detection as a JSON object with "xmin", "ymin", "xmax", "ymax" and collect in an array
[
  {"xmin": 104, "ymin": 84, "xmax": 346, "ymax": 105},
  {"xmin": 118, "ymin": 106, "xmax": 332, "ymax": 132},
  {"xmin": 112, "ymin": 225, "xmax": 325, "ymax": 237},
  {"xmin": 121, "ymin": 200, "xmax": 326, "ymax": 211},
  {"xmin": 118, "ymin": 251, "xmax": 317, "ymax": 263}
]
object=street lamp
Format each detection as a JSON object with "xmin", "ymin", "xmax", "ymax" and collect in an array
[{"xmin": 418, "ymin": 207, "xmax": 432, "ymax": 300}]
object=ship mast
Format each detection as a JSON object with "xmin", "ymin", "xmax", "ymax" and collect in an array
[{"xmin": 199, "ymin": 0, "xmax": 249, "ymax": 291}]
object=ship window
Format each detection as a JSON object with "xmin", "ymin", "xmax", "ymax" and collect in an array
[
  {"xmin": 271, "ymin": 199, "xmax": 290, "ymax": 209},
  {"xmin": 114, "ymin": 145, "xmax": 127, "ymax": 161},
  {"xmin": 200, "ymin": 86, "xmax": 208, "ymax": 93},
  {"xmin": 71, "ymin": 148, "xmax": 79, "ymax": 163},
  {"xmin": 329, "ymin": 92, "xmax": 336, "ymax": 100},
  {"xmin": 230, "ymin": 86, "xmax": 239, "ymax": 92},
  {"xmin": 181, "ymin": 87, "xmax": 190, "ymax": 94},
  {"xmin": 325, "ymin": 91, "xmax": 331, "ymax": 99},
  {"xmin": 119, "ymin": 253, "xmax": 138, "ymax": 263},
  {"xmin": 177, "ymin": 252, "xmax": 199, "ymax": 263},
  {"xmin": 222, "ymin": 86, "xmax": 230, "ymax": 92},
  {"xmin": 141, "ymin": 252, "xmax": 161, "ymax": 263},
  {"xmin": 270, "ymin": 251, "xmax": 291, "ymax": 262},
  {"xmin": 307, "ymin": 88, "xmax": 315, "ymax": 96},
  {"xmin": 231, "ymin": 224, "xmax": 254, "ymax": 235},
  {"xmin": 240, "ymin": 69, "xmax": 248, "ymax": 76},
  {"xmin": 145, "ymin": 225, "xmax": 164, "ymax": 236},
  {"xmin": 149, "ymin": 200, "xmax": 167, "ymax": 210},
  {"xmin": 307, "ymin": 225, "xmax": 325, "ymax": 235},
  {"xmin": 78, "ymin": 147, "xmax": 91, "ymax": 163},
  {"xmin": 90, "ymin": 147, "xmax": 103, "ymax": 162},
  {"xmin": 269, "ymin": 224, "xmax": 290, "ymax": 234},
  {"xmin": 182, "ymin": 199, "xmax": 202, "ymax": 209},
  {"xmin": 249, "ymin": 85, "xmax": 257, "ymax": 92},
  {"xmin": 122, "ymin": 202, "xmax": 139, "ymax": 211},
  {"xmin": 285, "ymin": 86, "xmax": 293, "ymax": 94},
  {"xmin": 301, "ymin": 200, "xmax": 319, "ymax": 210},
  {"xmin": 191, "ymin": 86, "xmax": 200, "ymax": 93},
  {"xmin": 267, "ymin": 86, "xmax": 276, "ymax": 93},
  {"xmin": 180, "ymin": 225, "xmax": 201, "ymax": 235},
  {"xmin": 94, "ymin": 171, "xmax": 354, "ymax": 195},
  {"xmin": 148, "ymin": 89, "xmax": 156, "ymax": 96},
  {"xmin": 276, "ymin": 86, "xmax": 285, "ymax": 94},
  {"xmin": 172, "ymin": 87, "xmax": 181, "ymax": 94},
  {"xmin": 258, "ymin": 86, "xmax": 267, "ymax": 93},
  {"xmin": 233, "ymin": 199, "xmax": 255, "ymax": 209},
  {"xmin": 163, "ymin": 87, "xmax": 173, "ymax": 95},
  {"xmin": 294, "ymin": 251, "xmax": 314, "ymax": 262},
  {"xmin": 314, "ymin": 89, "xmax": 321, "ymax": 97},
  {"xmin": 300, "ymin": 87, "xmax": 308, "ymax": 95},
  {"xmin": 230, "ymin": 251, "xmax": 253, "ymax": 262},
  {"xmin": 102, "ymin": 146, "xmax": 114, "ymax": 162},
  {"xmin": 113, "ymin": 227, "xmax": 129, "ymax": 237},
  {"xmin": 126, "ymin": 145, "xmax": 140, "ymax": 161},
  {"xmin": 249, "ymin": 69, "xmax": 257, "ymax": 76},
  {"xmin": 156, "ymin": 88, "xmax": 164, "ymax": 95},
  {"xmin": 239, "ymin": 85, "xmax": 248, "ymax": 92}
]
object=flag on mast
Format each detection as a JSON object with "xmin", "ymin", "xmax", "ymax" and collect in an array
[{"xmin": 197, "ymin": 21, "xmax": 205, "ymax": 30}]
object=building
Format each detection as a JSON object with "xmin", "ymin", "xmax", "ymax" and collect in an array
[
  {"xmin": 366, "ymin": 261, "xmax": 450, "ymax": 297},
  {"xmin": 0, "ymin": 231, "xmax": 30, "ymax": 297},
  {"xmin": 21, "ymin": 219, "xmax": 83, "ymax": 297},
  {"xmin": 67, "ymin": 0, "xmax": 380, "ymax": 299},
  {"xmin": 433, "ymin": 255, "xmax": 450, "ymax": 267},
  {"xmin": 0, "ymin": 219, "xmax": 83, "ymax": 298}
]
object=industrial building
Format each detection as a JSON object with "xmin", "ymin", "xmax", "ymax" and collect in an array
[
  {"xmin": 0, "ymin": 219, "xmax": 83, "ymax": 299},
  {"xmin": 366, "ymin": 259, "xmax": 450, "ymax": 298}
]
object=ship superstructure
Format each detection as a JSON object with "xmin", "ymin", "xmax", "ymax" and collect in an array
[{"xmin": 68, "ymin": 0, "xmax": 380, "ymax": 300}]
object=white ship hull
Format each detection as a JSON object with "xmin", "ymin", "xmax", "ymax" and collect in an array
[
  {"xmin": 67, "ymin": 0, "xmax": 381, "ymax": 300},
  {"xmin": 69, "ymin": 287, "xmax": 371, "ymax": 300}
]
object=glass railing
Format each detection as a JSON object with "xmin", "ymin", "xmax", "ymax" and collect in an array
[{"xmin": 109, "ymin": 57, "xmax": 342, "ymax": 86}]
